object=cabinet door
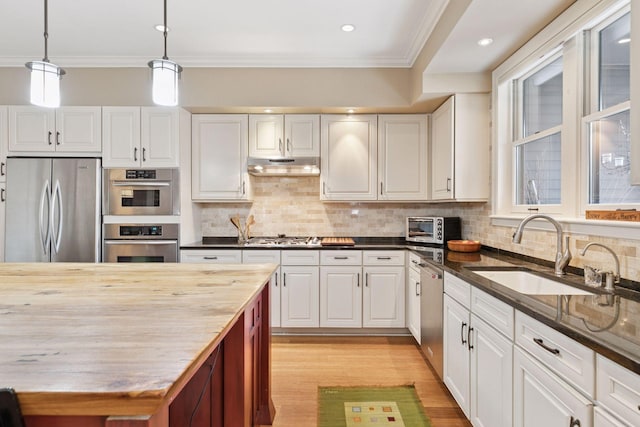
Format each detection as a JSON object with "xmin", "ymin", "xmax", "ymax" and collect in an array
[
  {"xmin": 55, "ymin": 107, "xmax": 102, "ymax": 153},
  {"xmin": 513, "ymin": 347, "xmax": 593, "ymax": 427},
  {"xmin": 378, "ymin": 114, "xmax": 428, "ymax": 201},
  {"xmin": 0, "ymin": 106, "xmax": 7, "ymax": 182},
  {"xmin": 431, "ymin": 97, "xmax": 454, "ymax": 200},
  {"xmin": 594, "ymin": 407, "xmax": 628, "ymax": 427},
  {"xmin": 470, "ymin": 314, "xmax": 513, "ymax": 427},
  {"xmin": 280, "ymin": 265, "xmax": 319, "ymax": 327},
  {"xmin": 362, "ymin": 266, "xmax": 405, "ymax": 328},
  {"xmin": 180, "ymin": 250, "xmax": 242, "ymax": 263},
  {"xmin": 243, "ymin": 250, "xmax": 281, "ymax": 328},
  {"xmin": 285, "ymin": 114, "xmax": 320, "ymax": 157},
  {"xmin": 407, "ymin": 267, "xmax": 421, "ymax": 343},
  {"xmin": 321, "ymin": 114, "xmax": 377, "ymax": 201},
  {"xmin": 192, "ymin": 115, "xmax": 250, "ymax": 201},
  {"xmin": 0, "ymin": 182, "xmax": 5, "ymax": 262},
  {"xmin": 249, "ymin": 115, "xmax": 284, "ymax": 158},
  {"xmin": 141, "ymin": 107, "xmax": 180, "ymax": 167},
  {"xmin": 320, "ymin": 266, "xmax": 362, "ymax": 328},
  {"xmin": 443, "ymin": 294, "xmax": 471, "ymax": 417},
  {"xmin": 102, "ymin": 107, "xmax": 141, "ymax": 167},
  {"xmin": 8, "ymin": 106, "xmax": 56, "ymax": 152}
]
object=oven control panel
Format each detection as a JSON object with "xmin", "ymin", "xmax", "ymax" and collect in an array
[
  {"xmin": 125, "ymin": 170, "xmax": 157, "ymax": 179},
  {"xmin": 119, "ymin": 225, "xmax": 163, "ymax": 236},
  {"xmin": 103, "ymin": 224, "xmax": 179, "ymax": 240}
]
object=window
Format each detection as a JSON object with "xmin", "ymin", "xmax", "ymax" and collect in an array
[{"xmin": 585, "ymin": 10, "xmax": 639, "ymax": 205}]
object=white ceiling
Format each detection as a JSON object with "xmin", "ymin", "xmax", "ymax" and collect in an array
[{"xmin": 0, "ymin": 0, "xmax": 574, "ymax": 72}]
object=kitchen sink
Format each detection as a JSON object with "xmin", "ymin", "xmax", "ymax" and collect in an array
[{"xmin": 470, "ymin": 269, "xmax": 595, "ymax": 295}]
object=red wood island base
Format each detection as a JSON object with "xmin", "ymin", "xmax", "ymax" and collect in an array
[{"xmin": 0, "ymin": 263, "xmax": 277, "ymax": 427}]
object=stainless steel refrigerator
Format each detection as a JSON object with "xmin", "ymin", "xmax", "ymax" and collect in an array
[{"xmin": 4, "ymin": 158, "xmax": 101, "ymax": 262}]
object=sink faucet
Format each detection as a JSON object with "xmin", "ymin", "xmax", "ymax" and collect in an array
[
  {"xmin": 580, "ymin": 242, "xmax": 620, "ymax": 291},
  {"xmin": 512, "ymin": 214, "xmax": 572, "ymax": 276}
]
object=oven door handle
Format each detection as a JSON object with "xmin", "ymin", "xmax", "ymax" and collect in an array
[
  {"xmin": 111, "ymin": 181, "xmax": 171, "ymax": 187},
  {"xmin": 104, "ymin": 240, "xmax": 177, "ymax": 245}
]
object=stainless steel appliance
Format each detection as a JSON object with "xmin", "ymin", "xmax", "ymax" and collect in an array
[
  {"xmin": 103, "ymin": 224, "xmax": 179, "ymax": 263},
  {"xmin": 244, "ymin": 236, "xmax": 321, "ymax": 247},
  {"xmin": 406, "ymin": 216, "xmax": 461, "ymax": 244},
  {"xmin": 104, "ymin": 168, "xmax": 179, "ymax": 215},
  {"xmin": 4, "ymin": 158, "xmax": 101, "ymax": 262},
  {"xmin": 419, "ymin": 260, "xmax": 444, "ymax": 380}
]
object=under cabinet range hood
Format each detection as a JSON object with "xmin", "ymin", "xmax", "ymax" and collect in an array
[{"xmin": 247, "ymin": 157, "xmax": 320, "ymax": 176}]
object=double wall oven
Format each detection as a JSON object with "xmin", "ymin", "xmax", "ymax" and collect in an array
[{"xmin": 103, "ymin": 168, "xmax": 179, "ymax": 263}]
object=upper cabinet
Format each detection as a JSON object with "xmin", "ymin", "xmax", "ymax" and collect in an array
[
  {"xmin": 191, "ymin": 114, "xmax": 251, "ymax": 201},
  {"xmin": 320, "ymin": 114, "xmax": 378, "ymax": 201},
  {"xmin": 378, "ymin": 114, "xmax": 428, "ymax": 201},
  {"xmin": 249, "ymin": 114, "xmax": 319, "ymax": 158},
  {"xmin": 0, "ymin": 107, "xmax": 7, "ymax": 183},
  {"xmin": 102, "ymin": 107, "xmax": 180, "ymax": 168},
  {"xmin": 431, "ymin": 94, "xmax": 490, "ymax": 201},
  {"xmin": 9, "ymin": 106, "xmax": 101, "ymax": 154}
]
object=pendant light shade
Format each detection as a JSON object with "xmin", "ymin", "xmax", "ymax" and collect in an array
[
  {"xmin": 25, "ymin": 0, "xmax": 65, "ymax": 108},
  {"xmin": 149, "ymin": 0, "xmax": 182, "ymax": 106}
]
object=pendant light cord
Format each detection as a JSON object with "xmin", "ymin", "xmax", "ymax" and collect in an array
[
  {"xmin": 43, "ymin": 0, "xmax": 49, "ymax": 62},
  {"xmin": 163, "ymin": 0, "xmax": 168, "ymax": 60}
]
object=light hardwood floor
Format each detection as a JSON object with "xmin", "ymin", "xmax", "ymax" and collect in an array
[{"xmin": 263, "ymin": 336, "xmax": 471, "ymax": 427}]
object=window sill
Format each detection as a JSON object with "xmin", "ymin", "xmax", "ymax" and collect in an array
[{"xmin": 490, "ymin": 214, "xmax": 640, "ymax": 240}]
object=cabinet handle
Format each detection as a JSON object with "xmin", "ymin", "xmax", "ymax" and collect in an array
[
  {"xmin": 461, "ymin": 322, "xmax": 467, "ymax": 345},
  {"xmin": 415, "ymin": 282, "xmax": 420, "ymax": 296},
  {"xmin": 411, "ymin": 259, "xmax": 419, "ymax": 265},
  {"xmin": 446, "ymin": 178, "xmax": 451, "ymax": 192},
  {"xmin": 242, "ymin": 181, "xmax": 246, "ymax": 195},
  {"xmin": 275, "ymin": 272, "xmax": 278, "ymax": 287},
  {"xmin": 570, "ymin": 416, "xmax": 581, "ymax": 427},
  {"xmin": 1, "ymin": 162, "xmax": 5, "ymax": 176},
  {"xmin": 323, "ymin": 182, "xmax": 326, "ymax": 195},
  {"xmin": 48, "ymin": 131, "xmax": 52, "ymax": 145},
  {"xmin": 203, "ymin": 256, "xmax": 218, "ymax": 260},
  {"xmin": 1, "ymin": 188, "xmax": 5, "ymax": 202},
  {"xmin": 377, "ymin": 256, "xmax": 391, "ymax": 260},
  {"xmin": 134, "ymin": 147, "xmax": 138, "ymax": 161},
  {"xmin": 468, "ymin": 327, "xmax": 474, "ymax": 350},
  {"xmin": 380, "ymin": 182, "xmax": 383, "ymax": 195},
  {"xmin": 533, "ymin": 338, "xmax": 560, "ymax": 355},
  {"xmin": 56, "ymin": 131, "xmax": 61, "ymax": 145},
  {"xmin": 365, "ymin": 273, "xmax": 369, "ymax": 287},
  {"xmin": 283, "ymin": 273, "xmax": 286, "ymax": 287},
  {"xmin": 357, "ymin": 273, "xmax": 360, "ymax": 287},
  {"xmin": 142, "ymin": 147, "xmax": 147, "ymax": 162},
  {"xmin": 334, "ymin": 256, "xmax": 348, "ymax": 260},
  {"xmin": 279, "ymin": 138, "xmax": 283, "ymax": 152},
  {"xmin": 287, "ymin": 138, "xmax": 291, "ymax": 152}
]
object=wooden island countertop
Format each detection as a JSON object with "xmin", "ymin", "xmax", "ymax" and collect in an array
[{"xmin": 0, "ymin": 262, "xmax": 277, "ymax": 427}]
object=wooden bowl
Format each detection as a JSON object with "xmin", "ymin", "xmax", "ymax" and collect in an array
[{"xmin": 447, "ymin": 240, "xmax": 481, "ymax": 252}]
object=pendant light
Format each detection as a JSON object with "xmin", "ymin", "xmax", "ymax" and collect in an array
[
  {"xmin": 25, "ymin": 0, "xmax": 65, "ymax": 108},
  {"xmin": 148, "ymin": 0, "xmax": 182, "ymax": 106}
]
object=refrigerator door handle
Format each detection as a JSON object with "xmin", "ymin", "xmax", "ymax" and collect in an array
[
  {"xmin": 51, "ymin": 180, "xmax": 64, "ymax": 254},
  {"xmin": 39, "ymin": 180, "xmax": 51, "ymax": 255}
]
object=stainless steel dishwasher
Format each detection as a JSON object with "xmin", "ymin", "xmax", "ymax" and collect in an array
[{"xmin": 419, "ymin": 261, "xmax": 444, "ymax": 380}]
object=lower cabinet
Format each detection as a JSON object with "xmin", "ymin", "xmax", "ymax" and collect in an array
[
  {"xmin": 281, "ymin": 265, "xmax": 320, "ymax": 327},
  {"xmin": 243, "ymin": 250, "xmax": 281, "ymax": 328},
  {"xmin": 363, "ymin": 263, "xmax": 405, "ymax": 327},
  {"xmin": 180, "ymin": 249, "xmax": 242, "ymax": 264},
  {"xmin": 320, "ymin": 265, "xmax": 362, "ymax": 327},
  {"xmin": 514, "ymin": 346, "xmax": 593, "ymax": 427},
  {"xmin": 594, "ymin": 407, "xmax": 629, "ymax": 427},
  {"xmin": 443, "ymin": 293, "xmax": 471, "ymax": 416},
  {"xmin": 0, "ymin": 182, "xmax": 5, "ymax": 262},
  {"xmin": 406, "ymin": 260, "xmax": 421, "ymax": 343}
]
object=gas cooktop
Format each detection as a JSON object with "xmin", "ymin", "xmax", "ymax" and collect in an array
[{"xmin": 244, "ymin": 236, "xmax": 321, "ymax": 247}]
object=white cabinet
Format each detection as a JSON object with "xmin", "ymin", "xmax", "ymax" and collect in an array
[
  {"xmin": 594, "ymin": 407, "xmax": 629, "ymax": 427},
  {"xmin": 9, "ymin": 106, "xmax": 101, "ymax": 153},
  {"xmin": 362, "ymin": 251, "xmax": 405, "ymax": 328},
  {"xmin": 321, "ymin": 114, "xmax": 378, "ymax": 201},
  {"xmin": 102, "ymin": 107, "xmax": 180, "ymax": 168},
  {"xmin": 596, "ymin": 354, "xmax": 640, "ymax": 427},
  {"xmin": 243, "ymin": 250, "xmax": 282, "ymax": 328},
  {"xmin": 320, "ymin": 251, "xmax": 363, "ymax": 328},
  {"xmin": 406, "ymin": 252, "xmax": 421, "ymax": 343},
  {"xmin": 431, "ymin": 94, "xmax": 489, "ymax": 201},
  {"xmin": 180, "ymin": 249, "xmax": 242, "ymax": 264},
  {"xmin": 443, "ymin": 274, "xmax": 514, "ymax": 426},
  {"xmin": 0, "ymin": 106, "xmax": 7, "ymax": 182},
  {"xmin": 249, "ymin": 114, "xmax": 319, "ymax": 158},
  {"xmin": 191, "ymin": 114, "xmax": 251, "ymax": 201},
  {"xmin": 514, "ymin": 346, "xmax": 593, "ymax": 427},
  {"xmin": 378, "ymin": 114, "xmax": 428, "ymax": 201},
  {"xmin": 0, "ymin": 181, "xmax": 5, "ymax": 262},
  {"xmin": 280, "ymin": 250, "xmax": 319, "ymax": 327}
]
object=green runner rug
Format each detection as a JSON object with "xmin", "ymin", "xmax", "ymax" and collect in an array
[{"xmin": 318, "ymin": 385, "xmax": 431, "ymax": 427}]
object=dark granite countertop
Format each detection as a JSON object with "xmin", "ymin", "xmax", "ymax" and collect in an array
[{"xmin": 182, "ymin": 236, "xmax": 640, "ymax": 374}]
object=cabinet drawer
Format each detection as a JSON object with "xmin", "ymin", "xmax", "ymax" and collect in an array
[
  {"xmin": 515, "ymin": 311, "xmax": 595, "ymax": 397},
  {"xmin": 471, "ymin": 287, "xmax": 514, "ymax": 340},
  {"xmin": 242, "ymin": 250, "xmax": 281, "ymax": 264},
  {"xmin": 281, "ymin": 250, "xmax": 319, "ymax": 265},
  {"xmin": 320, "ymin": 250, "xmax": 362, "ymax": 266},
  {"xmin": 362, "ymin": 250, "xmax": 405, "ymax": 266},
  {"xmin": 180, "ymin": 250, "xmax": 242, "ymax": 264},
  {"xmin": 408, "ymin": 252, "xmax": 421, "ymax": 273},
  {"xmin": 444, "ymin": 272, "xmax": 471, "ymax": 309},
  {"xmin": 596, "ymin": 354, "xmax": 640, "ymax": 426}
]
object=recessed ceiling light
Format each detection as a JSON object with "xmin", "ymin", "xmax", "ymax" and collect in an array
[
  {"xmin": 155, "ymin": 24, "xmax": 170, "ymax": 32},
  {"xmin": 477, "ymin": 38, "xmax": 494, "ymax": 47},
  {"xmin": 264, "ymin": 109, "xmax": 273, "ymax": 113},
  {"xmin": 341, "ymin": 24, "xmax": 356, "ymax": 32},
  {"xmin": 618, "ymin": 37, "xmax": 631, "ymax": 44},
  {"xmin": 347, "ymin": 109, "xmax": 355, "ymax": 114}
]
